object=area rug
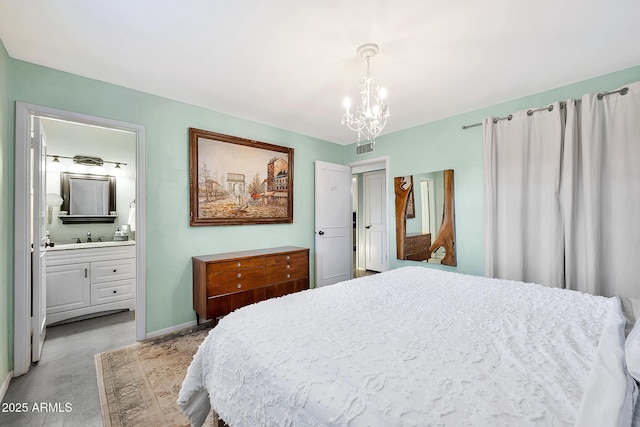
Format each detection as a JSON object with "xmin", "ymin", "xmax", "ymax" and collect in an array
[{"xmin": 95, "ymin": 325, "xmax": 214, "ymax": 426}]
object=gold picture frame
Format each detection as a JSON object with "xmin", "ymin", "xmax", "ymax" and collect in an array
[{"xmin": 189, "ymin": 128, "xmax": 294, "ymax": 226}]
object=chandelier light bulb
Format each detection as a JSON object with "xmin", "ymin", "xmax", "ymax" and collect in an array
[
  {"xmin": 343, "ymin": 97, "xmax": 351, "ymax": 110},
  {"xmin": 379, "ymin": 87, "xmax": 387, "ymax": 99}
]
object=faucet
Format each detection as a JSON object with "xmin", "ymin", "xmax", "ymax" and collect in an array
[{"xmin": 86, "ymin": 231, "xmax": 92, "ymax": 243}]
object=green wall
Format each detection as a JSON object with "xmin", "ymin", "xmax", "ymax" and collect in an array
[
  {"xmin": 344, "ymin": 65, "xmax": 640, "ymax": 276},
  {"xmin": 8, "ymin": 59, "xmax": 344, "ymax": 337},
  {"xmin": 0, "ymin": 39, "xmax": 12, "ymax": 384}
]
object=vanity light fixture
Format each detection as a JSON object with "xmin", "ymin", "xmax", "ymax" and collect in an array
[
  {"xmin": 47, "ymin": 154, "xmax": 127, "ymax": 176},
  {"xmin": 69, "ymin": 163, "xmax": 88, "ymax": 174},
  {"xmin": 90, "ymin": 165, "xmax": 107, "ymax": 175},
  {"xmin": 110, "ymin": 163, "xmax": 125, "ymax": 177},
  {"xmin": 48, "ymin": 155, "xmax": 66, "ymax": 172},
  {"xmin": 341, "ymin": 43, "xmax": 390, "ymax": 147}
]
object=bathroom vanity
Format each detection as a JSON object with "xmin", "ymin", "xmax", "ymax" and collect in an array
[{"xmin": 45, "ymin": 241, "xmax": 135, "ymax": 325}]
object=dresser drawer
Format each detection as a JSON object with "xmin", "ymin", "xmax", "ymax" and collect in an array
[
  {"xmin": 91, "ymin": 279, "xmax": 135, "ymax": 305},
  {"xmin": 265, "ymin": 251, "xmax": 307, "ymax": 268},
  {"xmin": 209, "ymin": 257, "xmax": 264, "ymax": 272},
  {"xmin": 208, "ymin": 267, "xmax": 266, "ymax": 295},
  {"xmin": 265, "ymin": 252, "xmax": 308, "ymax": 283},
  {"xmin": 406, "ymin": 234, "xmax": 429, "ymax": 251},
  {"xmin": 206, "ymin": 287, "xmax": 269, "ymax": 319},
  {"xmin": 91, "ymin": 258, "xmax": 136, "ymax": 283},
  {"xmin": 266, "ymin": 262, "xmax": 308, "ymax": 283}
]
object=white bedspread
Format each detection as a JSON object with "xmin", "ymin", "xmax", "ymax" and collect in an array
[{"xmin": 178, "ymin": 267, "xmax": 635, "ymax": 426}]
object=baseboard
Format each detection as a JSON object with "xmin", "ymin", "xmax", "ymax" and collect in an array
[
  {"xmin": 1, "ymin": 370, "xmax": 13, "ymax": 402},
  {"xmin": 145, "ymin": 320, "xmax": 198, "ymax": 340}
]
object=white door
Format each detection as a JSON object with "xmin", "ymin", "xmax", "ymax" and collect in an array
[
  {"xmin": 32, "ymin": 117, "xmax": 48, "ymax": 362},
  {"xmin": 315, "ymin": 161, "xmax": 352, "ymax": 287},
  {"xmin": 363, "ymin": 171, "xmax": 387, "ymax": 272}
]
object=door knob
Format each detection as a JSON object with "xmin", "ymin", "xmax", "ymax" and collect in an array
[
  {"xmin": 318, "ymin": 231, "xmax": 325, "ymax": 235},
  {"xmin": 365, "ymin": 225, "xmax": 371, "ymax": 229}
]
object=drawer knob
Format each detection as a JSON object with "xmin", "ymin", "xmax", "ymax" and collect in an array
[
  {"xmin": 286, "ymin": 255, "xmax": 290, "ymax": 260},
  {"xmin": 287, "ymin": 274, "xmax": 291, "ymax": 279},
  {"xmin": 237, "ymin": 284, "xmax": 242, "ymax": 289},
  {"xmin": 286, "ymin": 265, "xmax": 291, "ymax": 269},
  {"xmin": 237, "ymin": 273, "xmax": 242, "ymax": 278},
  {"xmin": 113, "ymin": 290, "xmax": 117, "ymax": 294},
  {"xmin": 113, "ymin": 269, "xmax": 117, "ymax": 273},
  {"xmin": 237, "ymin": 262, "xmax": 241, "ymax": 267}
]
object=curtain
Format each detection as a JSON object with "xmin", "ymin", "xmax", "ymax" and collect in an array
[
  {"xmin": 483, "ymin": 102, "xmax": 565, "ymax": 287},
  {"xmin": 564, "ymin": 82, "xmax": 640, "ymax": 297}
]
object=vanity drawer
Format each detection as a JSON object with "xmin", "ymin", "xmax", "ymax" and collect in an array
[
  {"xmin": 91, "ymin": 279, "xmax": 135, "ymax": 305},
  {"xmin": 91, "ymin": 258, "xmax": 136, "ymax": 283}
]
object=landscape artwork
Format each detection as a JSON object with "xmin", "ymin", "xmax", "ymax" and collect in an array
[{"xmin": 189, "ymin": 128, "xmax": 294, "ymax": 226}]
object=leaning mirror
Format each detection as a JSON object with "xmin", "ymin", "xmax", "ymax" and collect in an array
[
  {"xmin": 59, "ymin": 172, "xmax": 117, "ymax": 224},
  {"xmin": 394, "ymin": 169, "xmax": 456, "ymax": 266}
]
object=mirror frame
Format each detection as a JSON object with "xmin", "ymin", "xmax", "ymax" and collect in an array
[
  {"xmin": 394, "ymin": 169, "xmax": 456, "ymax": 266},
  {"xmin": 59, "ymin": 172, "xmax": 117, "ymax": 224}
]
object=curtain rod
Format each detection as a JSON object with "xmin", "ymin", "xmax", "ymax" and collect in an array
[{"xmin": 461, "ymin": 87, "xmax": 629, "ymax": 130}]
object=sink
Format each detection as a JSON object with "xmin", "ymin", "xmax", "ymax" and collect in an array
[{"xmin": 48, "ymin": 240, "xmax": 135, "ymax": 251}]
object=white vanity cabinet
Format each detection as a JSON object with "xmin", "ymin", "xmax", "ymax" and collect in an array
[
  {"xmin": 47, "ymin": 263, "xmax": 91, "ymax": 314},
  {"xmin": 46, "ymin": 243, "xmax": 135, "ymax": 325}
]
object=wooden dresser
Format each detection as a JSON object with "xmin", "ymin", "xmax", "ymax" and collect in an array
[
  {"xmin": 192, "ymin": 246, "xmax": 310, "ymax": 322},
  {"xmin": 405, "ymin": 233, "xmax": 431, "ymax": 261}
]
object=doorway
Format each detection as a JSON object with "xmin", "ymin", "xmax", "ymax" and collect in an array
[
  {"xmin": 13, "ymin": 103, "xmax": 146, "ymax": 376},
  {"xmin": 349, "ymin": 157, "xmax": 389, "ymax": 276}
]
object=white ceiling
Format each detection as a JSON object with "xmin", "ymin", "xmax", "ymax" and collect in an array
[{"xmin": 1, "ymin": 1, "xmax": 639, "ymax": 145}]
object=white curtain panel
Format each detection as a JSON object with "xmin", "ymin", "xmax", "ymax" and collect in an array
[
  {"xmin": 564, "ymin": 82, "xmax": 640, "ymax": 298},
  {"xmin": 483, "ymin": 102, "xmax": 565, "ymax": 287},
  {"xmin": 561, "ymin": 99, "xmax": 583, "ymax": 292}
]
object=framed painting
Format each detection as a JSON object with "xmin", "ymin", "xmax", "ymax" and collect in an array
[{"xmin": 189, "ymin": 128, "xmax": 294, "ymax": 226}]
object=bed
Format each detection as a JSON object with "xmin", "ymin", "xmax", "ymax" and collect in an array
[{"xmin": 178, "ymin": 266, "xmax": 639, "ymax": 426}]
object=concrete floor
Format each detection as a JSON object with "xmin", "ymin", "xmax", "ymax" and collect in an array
[{"xmin": 1, "ymin": 310, "xmax": 136, "ymax": 426}]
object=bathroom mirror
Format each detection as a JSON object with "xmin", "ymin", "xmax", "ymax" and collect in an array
[
  {"xmin": 394, "ymin": 169, "xmax": 456, "ymax": 266},
  {"xmin": 59, "ymin": 172, "xmax": 117, "ymax": 224}
]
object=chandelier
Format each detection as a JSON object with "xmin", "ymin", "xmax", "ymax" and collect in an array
[{"xmin": 341, "ymin": 43, "xmax": 390, "ymax": 145}]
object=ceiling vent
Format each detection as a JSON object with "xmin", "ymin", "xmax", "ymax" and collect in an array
[{"xmin": 356, "ymin": 142, "xmax": 375, "ymax": 155}]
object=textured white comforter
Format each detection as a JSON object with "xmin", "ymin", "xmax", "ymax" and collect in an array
[{"xmin": 178, "ymin": 267, "xmax": 635, "ymax": 426}]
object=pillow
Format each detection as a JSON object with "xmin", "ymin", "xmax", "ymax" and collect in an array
[{"xmin": 626, "ymin": 317, "xmax": 640, "ymax": 382}]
